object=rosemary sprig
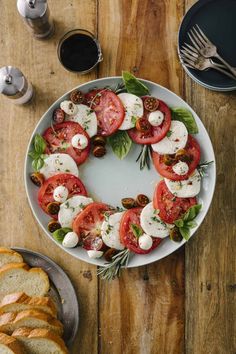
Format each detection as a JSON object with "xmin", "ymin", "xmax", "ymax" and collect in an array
[
  {"xmin": 113, "ymin": 81, "xmax": 126, "ymax": 94},
  {"xmin": 97, "ymin": 249, "xmax": 131, "ymax": 280},
  {"xmin": 197, "ymin": 160, "xmax": 214, "ymax": 178},
  {"xmin": 136, "ymin": 145, "xmax": 152, "ymax": 170}
]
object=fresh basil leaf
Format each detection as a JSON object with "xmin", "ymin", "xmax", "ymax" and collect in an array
[
  {"xmin": 174, "ymin": 219, "xmax": 184, "ymax": 228},
  {"xmin": 130, "ymin": 223, "xmax": 143, "ymax": 238},
  {"xmin": 34, "ymin": 134, "xmax": 46, "ymax": 154},
  {"xmin": 186, "ymin": 220, "xmax": 197, "ymax": 228},
  {"xmin": 32, "ymin": 157, "xmax": 44, "ymax": 171},
  {"xmin": 179, "ymin": 227, "xmax": 190, "ymax": 241},
  {"xmin": 171, "ymin": 107, "xmax": 198, "ymax": 134},
  {"xmin": 122, "ymin": 71, "xmax": 150, "ymax": 96},
  {"xmin": 53, "ymin": 228, "xmax": 72, "ymax": 242},
  {"xmin": 183, "ymin": 204, "xmax": 202, "ymax": 222},
  {"xmin": 108, "ymin": 131, "xmax": 132, "ymax": 160},
  {"xmin": 28, "ymin": 151, "xmax": 40, "ymax": 159}
]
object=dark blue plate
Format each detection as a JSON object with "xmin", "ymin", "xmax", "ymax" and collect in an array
[{"xmin": 178, "ymin": 0, "xmax": 236, "ymax": 91}]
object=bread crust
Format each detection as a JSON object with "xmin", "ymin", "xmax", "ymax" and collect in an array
[
  {"xmin": 0, "ymin": 332, "xmax": 24, "ymax": 354},
  {"xmin": 0, "ymin": 310, "xmax": 63, "ymax": 336},
  {"xmin": 0, "ymin": 292, "xmax": 57, "ymax": 318},
  {"xmin": 0, "ymin": 263, "xmax": 50, "ymax": 298},
  {"xmin": 13, "ymin": 327, "xmax": 68, "ymax": 354}
]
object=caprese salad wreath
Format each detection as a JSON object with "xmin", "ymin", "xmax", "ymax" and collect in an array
[{"xmin": 28, "ymin": 72, "xmax": 213, "ymax": 280}]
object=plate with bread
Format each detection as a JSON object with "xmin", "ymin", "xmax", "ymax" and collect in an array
[{"xmin": 0, "ymin": 247, "xmax": 79, "ymax": 353}]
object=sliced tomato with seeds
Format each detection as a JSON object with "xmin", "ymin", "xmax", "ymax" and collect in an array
[
  {"xmin": 128, "ymin": 98, "xmax": 171, "ymax": 144},
  {"xmin": 72, "ymin": 202, "xmax": 111, "ymax": 250},
  {"xmin": 38, "ymin": 173, "xmax": 87, "ymax": 218},
  {"xmin": 119, "ymin": 207, "xmax": 162, "ymax": 254},
  {"xmin": 152, "ymin": 135, "xmax": 201, "ymax": 181},
  {"xmin": 43, "ymin": 121, "xmax": 90, "ymax": 165},
  {"xmin": 153, "ymin": 180, "xmax": 197, "ymax": 224},
  {"xmin": 85, "ymin": 90, "xmax": 125, "ymax": 136}
]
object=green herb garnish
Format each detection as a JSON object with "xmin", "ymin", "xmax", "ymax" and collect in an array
[
  {"xmin": 28, "ymin": 134, "xmax": 47, "ymax": 171},
  {"xmin": 174, "ymin": 204, "xmax": 202, "ymax": 240},
  {"xmin": 171, "ymin": 107, "xmax": 198, "ymax": 134},
  {"xmin": 108, "ymin": 130, "xmax": 132, "ymax": 160},
  {"xmin": 122, "ymin": 71, "xmax": 150, "ymax": 96},
  {"xmin": 130, "ymin": 223, "xmax": 143, "ymax": 238},
  {"xmin": 136, "ymin": 144, "xmax": 152, "ymax": 170},
  {"xmin": 197, "ymin": 161, "xmax": 214, "ymax": 178},
  {"xmin": 97, "ymin": 249, "xmax": 131, "ymax": 280},
  {"xmin": 166, "ymin": 130, "xmax": 172, "ymax": 137},
  {"xmin": 52, "ymin": 228, "xmax": 72, "ymax": 243}
]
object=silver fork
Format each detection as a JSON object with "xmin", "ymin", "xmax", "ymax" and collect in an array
[
  {"xmin": 188, "ymin": 25, "xmax": 236, "ymax": 78},
  {"xmin": 180, "ymin": 45, "xmax": 236, "ymax": 80}
]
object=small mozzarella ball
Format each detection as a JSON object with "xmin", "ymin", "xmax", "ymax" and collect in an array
[
  {"xmin": 172, "ymin": 161, "xmax": 189, "ymax": 176},
  {"xmin": 138, "ymin": 234, "xmax": 153, "ymax": 250},
  {"xmin": 62, "ymin": 232, "xmax": 78, "ymax": 248},
  {"xmin": 87, "ymin": 250, "xmax": 104, "ymax": 258},
  {"xmin": 60, "ymin": 100, "xmax": 78, "ymax": 115},
  {"xmin": 53, "ymin": 185, "xmax": 69, "ymax": 203},
  {"xmin": 71, "ymin": 134, "xmax": 88, "ymax": 149},
  {"xmin": 148, "ymin": 110, "xmax": 164, "ymax": 126}
]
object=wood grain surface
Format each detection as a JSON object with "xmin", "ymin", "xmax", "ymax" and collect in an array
[{"xmin": 0, "ymin": 1, "xmax": 235, "ymax": 353}]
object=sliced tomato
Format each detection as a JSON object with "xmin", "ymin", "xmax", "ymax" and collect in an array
[
  {"xmin": 152, "ymin": 135, "xmax": 201, "ymax": 180},
  {"xmin": 119, "ymin": 207, "xmax": 162, "ymax": 254},
  {"xmin": 153, "ymin": 180, "xmax": 197, "ymax": 224},
  {"xmin": 85, "ymin": 90, "xmax": 125, "ymax": 136},
  {"xmin": 38, "ymin": 173, "xmax": 87, "ymax": 218},
  {"xmin": 128, "ymin": 98, "xmax": 171, "ymax": 144},
  {"xmin": 72, "ymin": 202, "xmax": 110, "ymax": 250},
  {"xmin": 43, "ymin": 121, "xmax": 90, "ymax": 165}
]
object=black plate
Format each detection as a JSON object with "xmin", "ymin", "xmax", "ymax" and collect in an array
[
  {"xmin": 12, "ymin": 248, "xmax": 79, "ymax": 348},
  {"xmin": 178, "ymin": 0, "xmax": 236, "ymax": 91}
]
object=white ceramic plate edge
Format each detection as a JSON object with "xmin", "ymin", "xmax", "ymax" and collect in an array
[{"xmin": 24, "ymin": 76, "xmax": 216, "ymax": 268}]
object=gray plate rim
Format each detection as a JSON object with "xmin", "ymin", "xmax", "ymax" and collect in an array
[
  {"xmin": 12, "ymin": 247, "xmax": 79, "ymax": 348},
  {"xmin": 177, "ymin": 0, "xmax": 236, "ymax": 92}
]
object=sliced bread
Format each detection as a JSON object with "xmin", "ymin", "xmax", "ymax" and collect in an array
[
  {"xmin": 0, "ymin": 263, "xmax": 50, "ymax": 300},
  {"xmin": 0, "ymin": 310, "xmax": 63, "ymax": 336},
  {"xmin": 0, "ymin": 293, "xmax": 57, "ymax": 318},
  {"xmin": 13, "ymin": 327, "xmax": 68, "ymax": 354},
  {"xmin": 0, "ymin": 332, "xmax": 24, "ymax": 354},
  {"xmin": 0, "ymin": 248, "xmax": 23, "ymax": 268}
]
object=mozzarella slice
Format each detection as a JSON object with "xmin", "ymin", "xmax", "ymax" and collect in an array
[
  {"xmin": 118, "ymin": 93, "xmax": 144, "ymax": 130},
  {"xmin": 140, "ymin": 202, "xmax": 170, "ymax": 238},
  {"xmin": 40, "ymin": 154, "xmax": 79, "ymax": 179},
  {"xmin": 151, "ymin": 120, "xmax": 188, "ymax": 155},
  {"xmin": 164, "ymin": 169, "xmax": 201, "ymax": 198},
  {"xmin": 101, "ymin": 212, "xmax": 125, "ymax": 250},
  {"xmin": 58, "ymin": 195, "xmax": 93, "ymax": 228},
  {"xmin": 66, "ymin": 104, "xmax": 97, "ymax": 137}
]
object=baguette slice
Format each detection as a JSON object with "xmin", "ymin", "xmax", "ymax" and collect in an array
[
  {"xmin": 0, "ymin": 332, "xmax": 24, "ymax": 354},
  {"xmin": 0, "ymin": 263, "xmax": 50, "ymax": 300},
  {"xmin": 13, "ymin": 327, "xmax": 68, "ymax": 354},
  {"xmin": 0, "ymin": 248, "xmax": 23, "ymax": 268},
  {"xmin": 0, "ymin": 293, "xmax": 57, "ymax": 318},
  {"xmin": 0, "ymin": 310, "xmax": 63, "ymax": 336}
]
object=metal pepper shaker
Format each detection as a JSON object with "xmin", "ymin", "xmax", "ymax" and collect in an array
[
  {"xmin": 0, "ymin": 66, "xmax": 34, "ymax": 105},
  {"xmin": 17, "ymin": 0, "xmax": 54, "ymax": 39}
]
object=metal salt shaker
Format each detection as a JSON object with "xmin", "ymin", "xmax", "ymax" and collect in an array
[
  {"xmin": 17, "ymin": 0, "xmax": 54, "ymax": 39},
  {"xmin": 0, "ymin": 66, "xmax": 34, "ymax": 105}
]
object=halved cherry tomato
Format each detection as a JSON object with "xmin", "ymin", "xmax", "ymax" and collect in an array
[
  {"xmin": 43, "ymin": 121, "xmax": 90, "ymax": 165},
  {"xmin": 119, "ymin": 207, "xmax": 162, "ymax": 254},
  {"xmin": 135, "ymin": 117, "xmax": 152, "ymax": 132},
  {"xmin": 85, "ymin": 90, "xmax": 125, "ymax": 136},
  {"xmin": 38, "ymin": 173, "xmax": 87, "ymax": 218},
  {"xmin": 153, "ymin": 180, "xmax": 197, "ymax": 224},
  {"xmin": 72, "ymin": 202, "xmax": 111, "ymax": 250},
  {"xmin": 152, "ymin": 135, "xmax": 201, "ymax": 181},
  {"xmin": 128, "ymin": 98, "xmax": 171, "ymax": 145}
]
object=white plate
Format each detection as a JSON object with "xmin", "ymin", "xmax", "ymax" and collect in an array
[{"xmin": 24, "ymin": 77, "xmax": 216, "ymax": 268}]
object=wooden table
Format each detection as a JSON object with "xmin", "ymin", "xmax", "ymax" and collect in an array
[{"xmin": 0, "ymin": 1, "xmax": 235, "ymax": 353}]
